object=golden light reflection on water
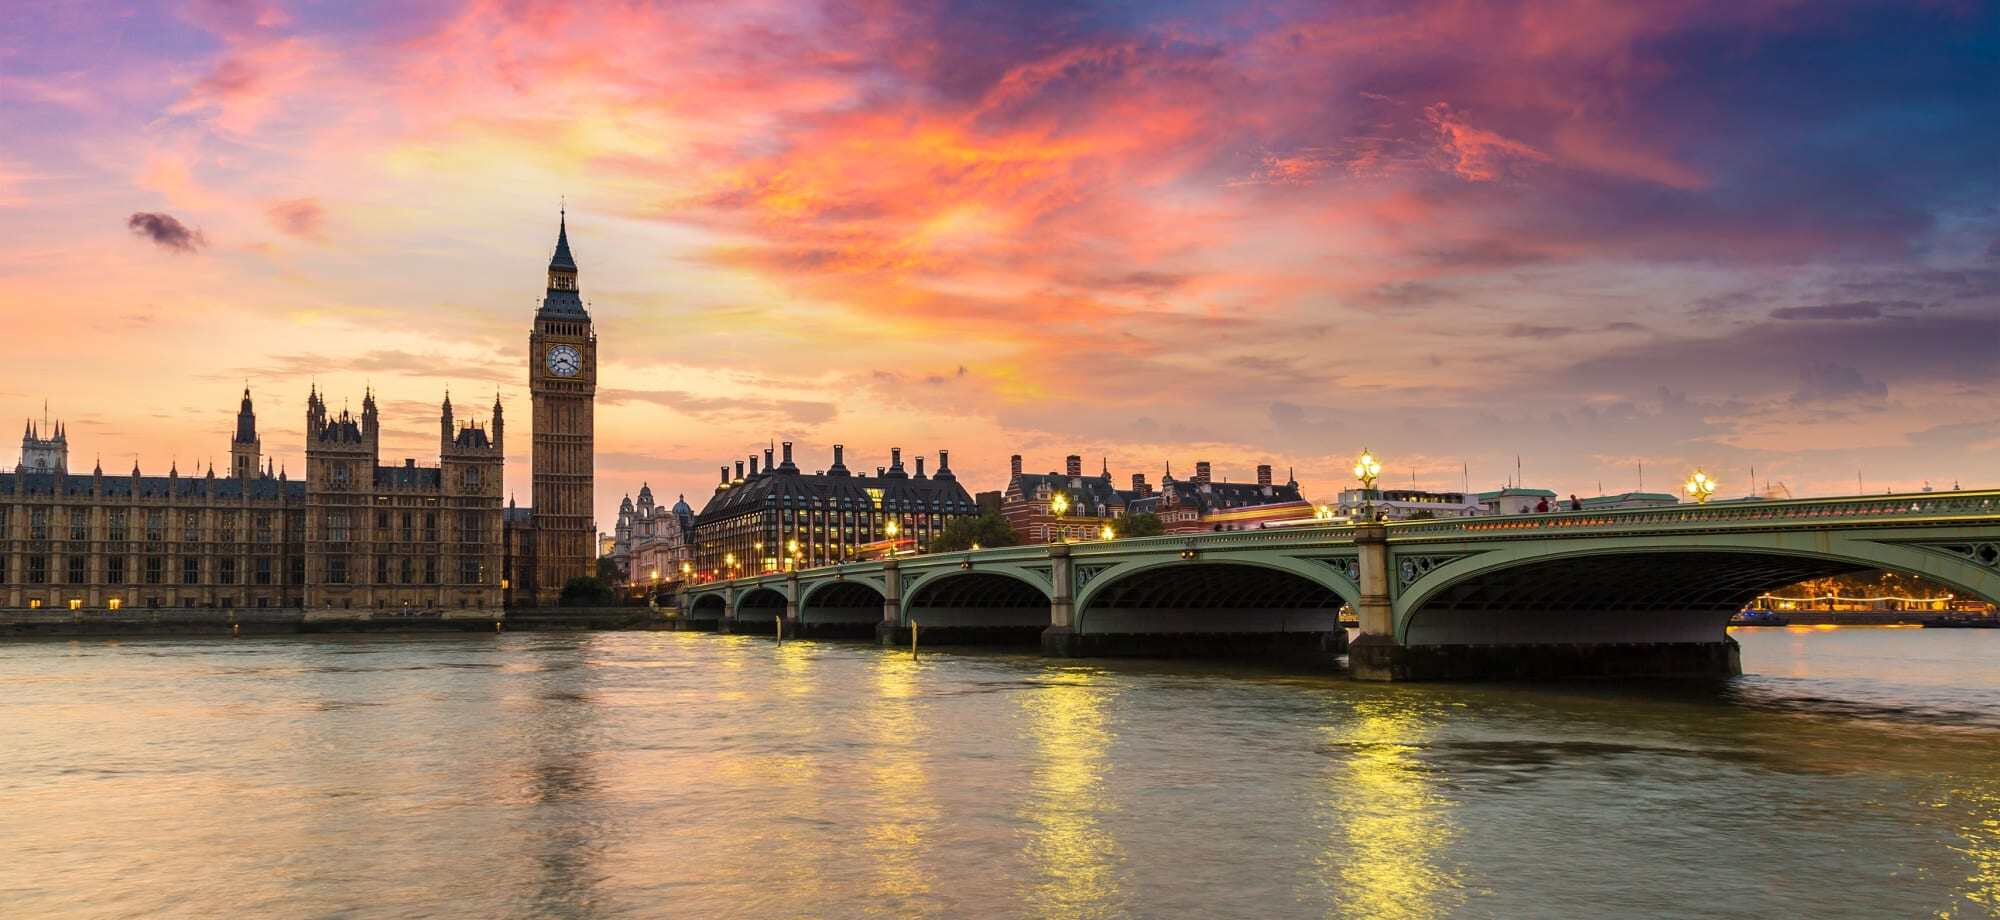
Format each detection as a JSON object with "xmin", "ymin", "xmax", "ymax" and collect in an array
[
  {"xmin": 1945, "ymin": 779, "xmax": 2000, "ymax": 917},
  {"xmin": 863, "ymin": 653, "xmax": 938, "ymax": 911},
  {"xmin": 1323, "ymin": 698, "xmax": 1460, "ymax": 920},
  {"xmin": 1020, "ymin": 667, "xmax": 1123, "ymax": 919}
]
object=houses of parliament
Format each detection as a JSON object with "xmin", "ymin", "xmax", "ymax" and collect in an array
[{"xmin": 0, "ymin": 216, "xmax": 596, "ymax": 611}]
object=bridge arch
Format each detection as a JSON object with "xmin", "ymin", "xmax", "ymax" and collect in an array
[
  {"xmin": 1072, "ymin": 554, "xmax": 1360, "ymax": 620},
  {"xmin": 1391, "ymin": 534, "xmax": 2000, "ymax": 646},
  {"xmin": 796, "ymin": 579, "xmax": 888, "ymax": 637},
  {"xmin": 1073, "ymin": 558, "xmax": 1354, "ymax": 638},
  {"xmin": 684, "ymin": 591, "xmax": 729, "ymax": 624},
  {"xmin": 900, "ymin": 568, "xmax": 1053, "ymax": 643}
]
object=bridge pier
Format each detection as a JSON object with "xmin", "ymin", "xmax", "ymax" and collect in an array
[{"xmin": 873, "ymin": 560, "xmax": 903, "ymax": 647}]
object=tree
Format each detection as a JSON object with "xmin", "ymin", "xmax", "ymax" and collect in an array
[
  {"xmin": 596, "ymin": 555, "xmax": 627, "ymax": 585},
  {"xmin": 1114, "ymin": 512, "xmax": 1165, "ymax": 538},
  {"xmin": 560, "ymin": 575, "xmax": 617, "ymax": 607},
  {"xmin": 931, "ymin": 511, "xmax": 1020, "ymax": 552}
]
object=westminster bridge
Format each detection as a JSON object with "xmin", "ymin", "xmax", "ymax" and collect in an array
[{"xmin": 679, "ymin": 489, "xmax": 2000, "ymax": 680}]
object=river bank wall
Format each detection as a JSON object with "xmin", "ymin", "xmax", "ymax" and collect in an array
[{"xmin": 0, "ymin": 606, "xmax": 671, "ymax": 637}]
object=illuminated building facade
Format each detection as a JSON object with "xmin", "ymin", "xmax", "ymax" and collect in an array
[
  {"xmin": 610, "ymin": 484, "xmax": 695, "ymax": 589},
  {"xmin": 1003, "ymin": 455, "xmax": 1315, "ymax": 540},
  {"xmin": 692, "ymin": 442, "xmax": 975, "ymax": 578}
]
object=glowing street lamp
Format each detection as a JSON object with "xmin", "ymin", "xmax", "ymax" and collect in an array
[
  {"xmin": 1352, "ymin": 449, "xmax": 1382, "ymax": 490},
  {"xmin": 1099, "ymin": 523, "xmax": 1116, "ymax": 541},
  {"xmin": 1685, "ymin": 469, "xmax": 1718, "ymax": 504},
  {"xmin": 1050, "ymin": 492, "xmax": 1070, "ymax": 517}
]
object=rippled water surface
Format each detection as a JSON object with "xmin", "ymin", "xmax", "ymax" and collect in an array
[{"xmin": 3, "ymin": 627, "xmax": 1997, "ymax": 919}]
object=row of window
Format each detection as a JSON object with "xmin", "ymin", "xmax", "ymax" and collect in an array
[
  {"xmin": 1, "ymin": 555, "xmax": 302, "ymax": 586},
  {"xmin": 0, "ymin": 508, "xmax": 300, "ymax": 542},
  {"xmin": 322, "ymin": 556, "xmax": 486, "ymax": 585}
]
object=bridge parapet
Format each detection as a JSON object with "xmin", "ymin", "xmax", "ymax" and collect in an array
[{"xmin": 1386, "ymin": 490, "xmax": 2000, "ymax": 540}]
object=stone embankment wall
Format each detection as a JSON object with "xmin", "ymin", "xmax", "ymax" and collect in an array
[{"xmin": 0, "ymin": 606, "xmax": 672, "ymax": 637}]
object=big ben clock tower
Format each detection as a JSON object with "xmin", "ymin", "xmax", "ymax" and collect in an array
[{"xmin": 528, "ymin": 210, "xmax": 596, "ymax": 603}]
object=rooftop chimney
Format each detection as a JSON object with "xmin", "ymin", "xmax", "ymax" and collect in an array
[
  {"xmin": 719, "ymin": 466, "xmax": 729, "ymax": 487},
  {"xmin": 749, "ymin": 455, "xmax": 760, "ymax": 477},
  {"xmin": 1195, "ymin": 461, "xmax": 1212, "ymax": 484},
  {"xmin": 1257, "ymin": 464, "xmax": 1272, "ymax": 486},
  {"xmin": 1132, "ymin": 473, "xmax": 1151, "ymax": 497},
  {"xmin": 935, "ymin": 449, "xmax": 955, "ymax": 480},
  {"xmin": 781, "ymin": 441, "xmax": 795, "ymax": 471},
  {"xmin": 1066, "ymin": 455, "xmax": 1082, "ymax": 477},
  {"xmin": 764, "ymin": 446, "xmax": 775, "ymax": 473},
  {"xmin": 1010, "ymin": 454, "xmax": 1023, "ymax": 477},
  {"xmin": 830, "ymin": 444, "xmax": 848, "ymax": 476},
  {"xmin": 915, "ymin": 456, "xmax": 927, "ymax": 479},
  {"xmin": 734, "ymin": 460, "xmax": 745, "ymax": 481}
]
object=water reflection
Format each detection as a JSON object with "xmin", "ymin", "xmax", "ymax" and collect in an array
[
  {"xmin": 1946, "ymin": 777, "xmax": 2000, "ymax": 916},
  {"xmin": 862, "ymin": 653, "xmax": 938, "ymax": 913},
  {"xmin": 1020, "ymin": 667, "xmax": 1124, "ymax": 919},
  {"xmin": 511, "ymin": 640, "xmax": 608, "ymax": 919},
  {"xmin": 1324, "ymin": 697, "xmax": 1459, "ymax": 919}
]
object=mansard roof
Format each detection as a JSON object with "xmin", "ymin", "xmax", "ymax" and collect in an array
[
  {"xmin": 696, "ymin": 466, "xmax": 976, "ymax": 525},
  {"xmin": 1158, "ymin": 478, "xmax": 1305, "ymax": 514}
]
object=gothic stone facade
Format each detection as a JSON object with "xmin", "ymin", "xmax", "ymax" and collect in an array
[
  {"xmin": 515, "ymin": 212, "xmax": 598, "ymax": 605},
  {"xmin": 0, "ymin": 388, "xmax": 504, "ymax": 611},
  {"xmin": 304, "ymin": 386, "xmax": 506, "ymax": 610}
]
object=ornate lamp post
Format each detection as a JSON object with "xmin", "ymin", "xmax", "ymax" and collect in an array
[
  {"xmin": 787, "ymin": 538, "xmax": 801, "ymax": 571},
  {"xmin": 1099, "ymin": 523, "xmax": 1116, "ymax": 541},
  {"xmin": 1049, "ymin": 492, "xmax": 1070, "ymax": 542},
  {"xmin": 885, "ymin": 518, "xmax": 900, "ymax": 558},
  {"xmin": 1353, "ymin": 449, "xmax": 1383, "ymax": 520},
  {"xmin": 1685, "ymin": 469, "xmax": 1718, "ymax": 504},
  {"xmin": 724, "ymin": 552, "xmax": 737, "ymax": 577}
]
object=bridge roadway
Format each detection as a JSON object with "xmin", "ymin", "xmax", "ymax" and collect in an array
[{"xmin": 680, "ymin": 490, "xmax": 2000, "ymax": 680}]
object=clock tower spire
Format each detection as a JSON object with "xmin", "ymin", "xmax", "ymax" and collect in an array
[{"xmin": 527, "ymin": 208, "xmax": 597, "ymax": 604}]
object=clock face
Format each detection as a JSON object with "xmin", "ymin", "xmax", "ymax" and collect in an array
[{"xmin": 546, "ymin": 344, "xmax": 582, "ymax": 377}]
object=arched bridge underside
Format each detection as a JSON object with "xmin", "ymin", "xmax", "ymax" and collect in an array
[
  {"xmin": 903, "ymin": 571, "xmax": 1051, "ymax": 644},
  {"xmin": 1057, "ymin": 562, "xmax": 1350, "ymax": 663},
  {"xmin": 681, "ymin": 491, "xmax": 2000, "ymax": 679},
  {"xmin": 797, "ymin": 581, "xmax": 884, "ymax": 638},
  {"xmin": 1400, "ymin": 550, "xmax": 1869, "ymax": 646}
]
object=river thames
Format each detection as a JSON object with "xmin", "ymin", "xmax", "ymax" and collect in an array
[{"xmin": 2, "ymin": 628, "xmax": 1996, "ymax": 918}]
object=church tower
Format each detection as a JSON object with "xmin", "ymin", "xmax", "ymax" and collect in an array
[{"xmin": 528, "ymin": 210, "xmax": 597, "ymax": 603}]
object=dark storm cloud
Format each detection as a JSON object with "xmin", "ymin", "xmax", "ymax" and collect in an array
[{"xmin": 126, "ymin": 212, "xmax": 205, "ymax": 252}]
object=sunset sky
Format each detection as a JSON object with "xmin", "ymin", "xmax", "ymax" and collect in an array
[{"xmin": 4, "ymin": 0, "xmax": 1998, "ymax": 529}]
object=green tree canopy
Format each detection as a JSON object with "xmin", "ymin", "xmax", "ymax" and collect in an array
[
  {"xmin": 596, "ymin": 555, "xmax": 627, "ymax": 585},
  {"xmin": 930, "ymin": 511, "xmax": 1020, "ymax": 552},
  {"xmin": 560, "ymin": 575, "xmax": 617, "ymax": 607},
  {"xmin": 1114, "ymin": 512, "xmax": 1166, "ymax": 538}
]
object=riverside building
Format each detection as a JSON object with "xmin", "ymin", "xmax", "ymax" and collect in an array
[
  {"xmin": 691, "ymin": 443, "xmax": 975, "ymax": 578},
  {"xmin": 2, "ymin": 387, "xmax": 503, "ymax": 611}
]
